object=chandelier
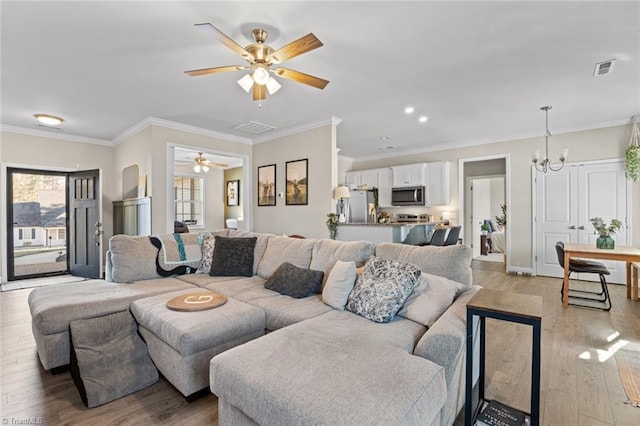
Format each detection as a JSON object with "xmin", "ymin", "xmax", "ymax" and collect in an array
[{"xmin": 532, "ymin": 106, "xmax": 568, "ymax": 173}]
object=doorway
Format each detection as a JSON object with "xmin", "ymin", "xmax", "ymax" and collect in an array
[
  {"xmin": 458, "ymin": 155, "xmax": 510, "ymax": 270},
  {"xmin": 6, "ymin": 167, "xmax": 102, "ymax": 281},
  {"xmin": 468, "ymin": 176, "xmax": 505, "ymax": 261}
]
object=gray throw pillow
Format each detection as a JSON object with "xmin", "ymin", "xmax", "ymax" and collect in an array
[
  {"xmin": 210, "ymin": 237, "xmax": 257, "ymax": 277},
  {"xmin": 264, "ymin": 262, "xmax": 324, "ymax": 298},
  {"xmin": 346, "ymin": 256, "xmax": 421, "ymax": 323}
]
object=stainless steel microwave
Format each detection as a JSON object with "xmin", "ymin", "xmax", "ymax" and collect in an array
[{"xmin": 391, "ymin": 186, "xmax": 426, "ymax": 206}]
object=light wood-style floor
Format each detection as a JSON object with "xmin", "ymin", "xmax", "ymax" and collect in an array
[{"xmin": 1, "ymin": 262, "xmax": 639, "ymax": 425}]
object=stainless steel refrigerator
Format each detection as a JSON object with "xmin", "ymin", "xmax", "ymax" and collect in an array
[{"xmin": 347, "ymin": 190, "xmax": 376, "ymax": 223}]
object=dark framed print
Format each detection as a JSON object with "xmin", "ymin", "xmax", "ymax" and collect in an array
[
  {"xmin": 285, "ymin": 159, "xmax": 308, "ymax": 205},
  {"xmin": 226, "ymin": 179, "xmax": 239, "ymax": 206},
  {"xmin": 257, "ymin": 164, "xmax": 276, "ymax": 206}
]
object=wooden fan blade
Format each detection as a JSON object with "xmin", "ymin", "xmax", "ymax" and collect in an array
[
  {"xmin": 274, "ymin": 68, "xmax": 329, "ymax": 90},
  {"xmin": 207, "ymin": 162, "xmax": 229, "ymax": 168},
  {"xmin": 184, "ymin": 65, "xmax": 247, "ymax": 77},
  {"xmin": 267, "ymin": 33, "xmax": 323, "ymax": 64},
  {"xmin": 195, "ymin": 23, "xmax": 254, "ymax": 61},
  {"xmin": 253, "ymin": 84, "xmax": 266, "ymax": 101}
]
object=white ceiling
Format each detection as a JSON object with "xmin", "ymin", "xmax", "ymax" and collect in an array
[{"xmin": 1, "ymin": 1, "xmax": 638, "ymax": 160}]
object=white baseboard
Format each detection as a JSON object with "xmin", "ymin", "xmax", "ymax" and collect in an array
[{"xmin": 507, "ymin": 266, "xmax": 534, "ymax": 276}]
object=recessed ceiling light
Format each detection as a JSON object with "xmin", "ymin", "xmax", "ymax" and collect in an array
[
  {"xmin": 34, "ymin": 114, "xmax": 64, "ymax": 126},
  {"xmin": 419, "ymin": 116, "xmax": 428, "ymax": 123},
  {"xmin": 404, "ymin": 106, "xmax": 414, "ymax": 114},
  {"xmin": 377, "ymin": 146, "xmax": 395, "ymax": 151},
  {"xmin": 380, "ymin": 136, "xmax": 390, "ymax": 140}
]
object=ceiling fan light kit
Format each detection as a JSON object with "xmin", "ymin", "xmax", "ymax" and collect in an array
[{"xmin": 185, "ymin": 23, "xmax": 328, "ymax": 102}]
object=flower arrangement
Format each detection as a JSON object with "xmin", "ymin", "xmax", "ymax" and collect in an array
[
  {"xmin": 326, "ymin": 213, "xmax": 340, "ymax": 240},
  {"xmin": 590, "ymin": 217, "xmax": 623, "ymax": 249},
  {"xmin": 590, "ymin": 217, "xmax": 623, "ymax": 237}
]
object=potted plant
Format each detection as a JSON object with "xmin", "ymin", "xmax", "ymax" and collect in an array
[
  {"xmin": 590, "ymin": 217, "xmax": 623, "ymax": 249},
  {"xmin": 326, "ymin": 213, "xmax": 340, "ymax": 240},
  {"xmin": 480, "ymin": 223, "xmax": 489, "ymax": 235},
  {"xmin": 625, "ymin": 120, "xmax": 640, "ymax": 182},
  {"xmin": 496, "ymin": 203, "xmax": 507, "ymax": 227}
]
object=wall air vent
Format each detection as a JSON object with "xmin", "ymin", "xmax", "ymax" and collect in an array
[
  {"xmin": 231, "ymin": 121, "xmax": 276, "ymax": 135},
  {"xmin": 593, "ymin": 59, "xmax": 615, "ymax": 77}
]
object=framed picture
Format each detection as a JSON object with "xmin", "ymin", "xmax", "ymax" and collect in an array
[
  {"xmin": 257, "ymin": 164, "xmax": 276, "ymax": 206},
  {"xmin": 285, "ymin": 159, "xmax": 308, "ymax": 205},
  {"xmin": 226, "ymin": 180, "xmax": 239, "ymax": 206}
]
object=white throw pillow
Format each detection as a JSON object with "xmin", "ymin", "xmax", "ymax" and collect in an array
[
  {"xmin": 322, "ymin": 261, "xmax": 357, "ymax": 310},
  {"xmin": 397, "ymin": 272, "xmax": 467, "ymax": 327}
]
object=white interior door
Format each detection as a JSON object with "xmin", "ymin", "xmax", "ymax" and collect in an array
[
  {"xmin": 577, "ymin": 162, "xmax": 628, "ymax": 282},
  {"xmin": 535, "ymin": 161, "xmax": 628, "ymax": 284}
]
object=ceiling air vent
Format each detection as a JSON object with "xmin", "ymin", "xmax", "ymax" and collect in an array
[
  {"xmin": 231, "ymin": 121, "xmax": 276, "ymax": 135},
  {"xmin": 593, "ymin": 59, "xmax": 615, "ymax": 77}
]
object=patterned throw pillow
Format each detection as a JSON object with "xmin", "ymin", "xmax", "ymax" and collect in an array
[
  {"xmin": 196, "ymin": 235, "xmax": 216, "ymax": 275},
  {"xmin": 210, "ymin": 237, "xmax": 257, "ymax": 277},
  {"xmin": 346, "ymin": 257, "xmax": 421, "ymax": 323}
]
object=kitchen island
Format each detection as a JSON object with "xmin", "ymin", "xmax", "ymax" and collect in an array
[{"xmin": 337, "ymin": 222, "xmax": 440, "ymax": 245}]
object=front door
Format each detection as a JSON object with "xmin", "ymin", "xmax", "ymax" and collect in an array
[
  {"xmin": 535, "ymin": 160, "xmax": 628, "ymax": 283},
  {"xmin": 68, "ymin": 170, "xmax": 102, "ymax": 278}
]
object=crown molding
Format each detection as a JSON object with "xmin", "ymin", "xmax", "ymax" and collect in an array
[
  {"xmin": 252, "ymin": 116, "xmax": 343, "ymax": 144},
  {"xmin": 113, "ymin": 117, "xmax": 253, "ymax": 145},
  {"xmin": 0, "ymin": 124, "xmax": 113, "ymax": 146},
  {"xmin": 351, "ymin": 118, "xmax": 633, "ymax": 163}
]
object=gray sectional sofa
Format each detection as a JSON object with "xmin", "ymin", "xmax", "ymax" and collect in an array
[{"xmin": 28, "ymin": 229, "xmax": 479, "ymax": 425}]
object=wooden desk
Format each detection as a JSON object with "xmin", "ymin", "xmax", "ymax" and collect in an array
[{"xmin": 562, "ymin": 243, "xmax": 640, "ymax": 307}]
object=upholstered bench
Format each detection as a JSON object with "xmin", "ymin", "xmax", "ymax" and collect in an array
[{"xmin": 131, "ymin": 288, "xmax": 266, "ymax": 399}]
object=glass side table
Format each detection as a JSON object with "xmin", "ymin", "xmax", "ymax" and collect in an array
[{"xmin": 465, "ymin": 288, "xmax": 542, "ymax": 426}]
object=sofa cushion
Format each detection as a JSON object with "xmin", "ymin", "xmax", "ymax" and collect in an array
[
  {"xmin": 309, "ymin": 239, "xmax": 374, "ymax": 286},
  {"xmin": 176, "ymin": 274, "xmax": 244, "ymax": 288},
  {"xmin": 108, "ymin": 234, "xmax": 160, "ymax": 283},
  {"xmin": 375, "ymin": 243, "xmax": 473, "ymax": 289},
  {"xmin": 228, "ymin": 230, "xmax": 274, "ymax": 274},
  {"xmin": 322, "ymin": 260, "xmax": 356, "ymax": 310},
  {"xmin": 346, "ymin": 257, "xmax": 421, "ymax": 323},
  {"xmin": 210, "ymin": 237, "xmax": 256, "ymax": 277},
  {"xmin": 242, "ymin": 294, "xmax": 332, "ymax": 331},
  {"xmin": 28, "ymin": 278, "xmax": 195, "ymax": 335},
  {"xmin": 257, "ymin": 236, "xmax": 316, "ymax": 278},
  {"xmin": 70, "ymin": 310, "xmax": 158, "ymax": 408},
  {"xmin": 210, "ymin": 310, "xmax": 444, "ymax": 425},
  {"xmin": 398, "ymin": 272, "xmax": 466, "ymax": 327},
  {"xmin": 264, "ymin": 262, "xmax": 324, "ymax": 298}
]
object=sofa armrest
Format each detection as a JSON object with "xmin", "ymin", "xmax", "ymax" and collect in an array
[{"xmin": 413, "ymin": 284, "xmax": 481, "ymax": 425}]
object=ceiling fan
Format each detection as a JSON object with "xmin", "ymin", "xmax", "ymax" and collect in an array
[
  {"xmin": 184, "ymin": 23, "xmax": 329, "ymax": 101},
  {"xmin": 176, "ymin": 152, "xmax": 228, "ymax": 173}
]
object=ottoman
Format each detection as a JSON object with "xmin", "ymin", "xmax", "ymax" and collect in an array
[{"xmin": 131, "ymin": 288, "xmax": 266, "ymax": 399}]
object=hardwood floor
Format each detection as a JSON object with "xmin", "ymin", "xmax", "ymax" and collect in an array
[{"xmin": 1, "ymin": 263, "xmax": 639, "ymax": 425}]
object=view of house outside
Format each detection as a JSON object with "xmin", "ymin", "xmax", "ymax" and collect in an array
[{"xmin": 12, "ymin": 173, "xmax": 67, "ymax": 277}]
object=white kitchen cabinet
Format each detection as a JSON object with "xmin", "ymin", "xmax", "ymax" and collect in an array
[
  {"xmin": 345, "ymin": 171, "xmax": 360, "ymax": 189},
  {"xmin": 425, "ymin": 161, "xmax": 451, "ymax": 206},
  {"xmin": 391, "ymin": 163, "xmax": 426, "ymax": 187},
  {"xmin": 344, "ymin": 168, "xmax": 393, "ymax": 207},
  {"xmin": 376, "ymin": 167, "xmax": 393, "ymax": 207}
]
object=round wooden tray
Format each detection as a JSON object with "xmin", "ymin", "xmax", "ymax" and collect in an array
[{"xmin": 166, "ymin": 291, "xmax": 228, "ymax": 312}]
